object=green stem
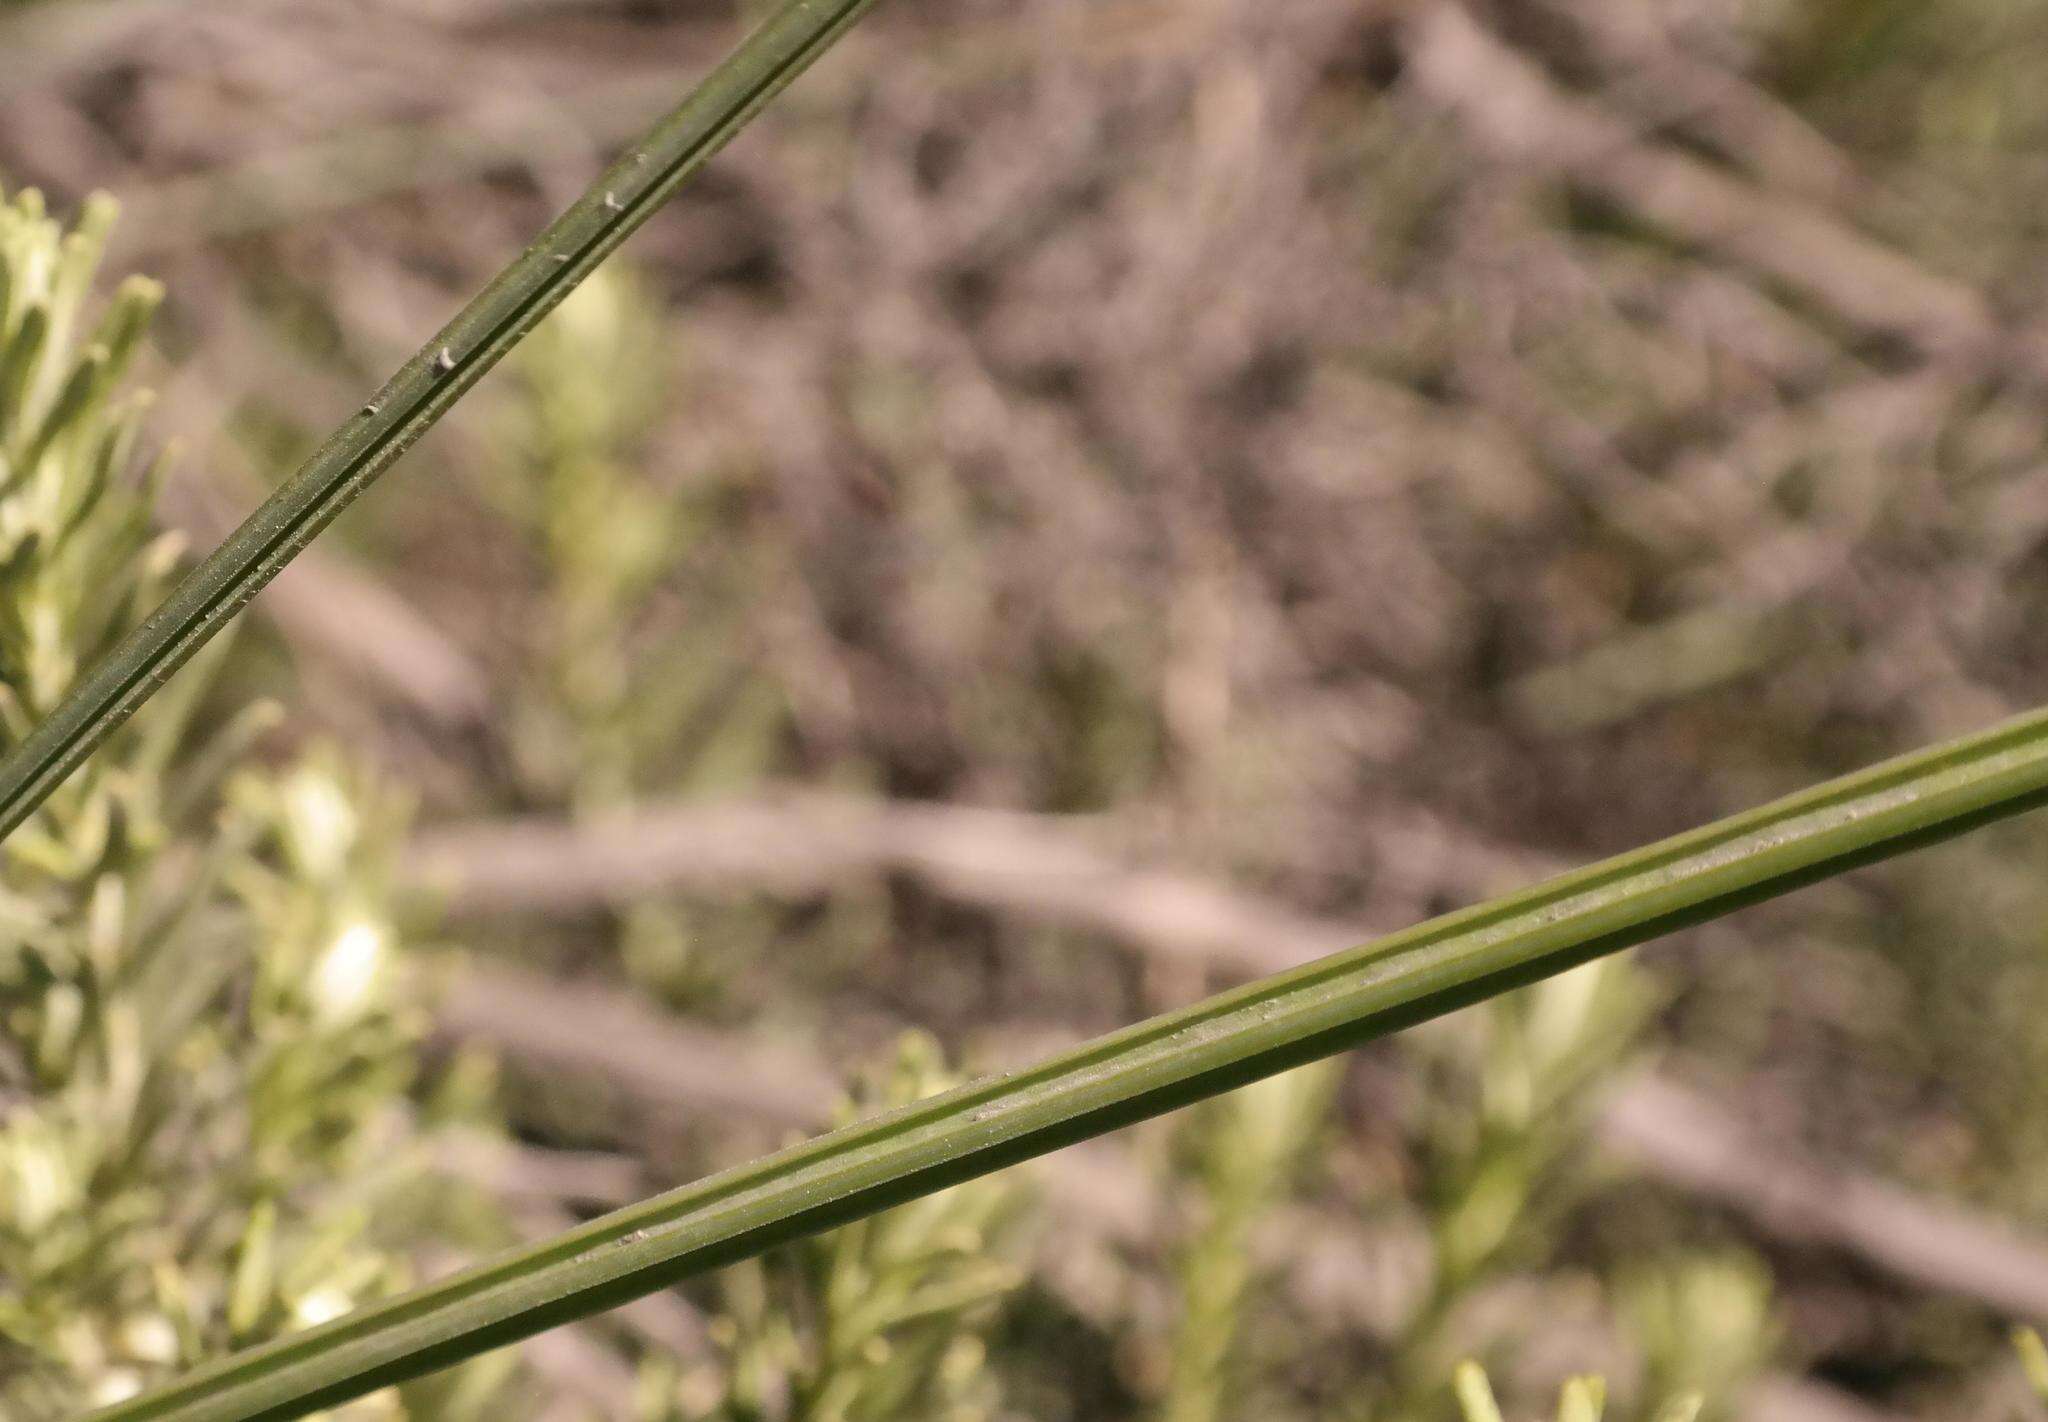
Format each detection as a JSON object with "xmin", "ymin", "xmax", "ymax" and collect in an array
[
  {"xmin": 93, "ymin": 703, "xmax": 2048, "ymax": 1422},
  {"xmin": 0, "ymin": 0, "xmax": 881, "ymax": 845}
]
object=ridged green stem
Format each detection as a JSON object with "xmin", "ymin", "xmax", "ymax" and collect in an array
[
  {"xmin": 93, "ymin": 702, "xmax": 2048, "ymax": 1421},
  {"xmin": 0, "ymin": 0, "xmax": 881, "ymax": 845}
]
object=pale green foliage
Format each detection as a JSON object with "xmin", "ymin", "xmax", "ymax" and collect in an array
[
  {"xmin": 1450, "ymin": 1362, "xmax": 1700, "ymax": 1422},
  {"xmin": 493, "ymin": 265, "xmax": 791, "ymax": 1002},
  {"xmin": 497, "ymin": 270, "xmax": 1018, "ymax": 1422},
  {"xmin": 1160, "ymin": 1061, "xmax": 1336, "ymax": 1422},
  {"xmin": 496, "ymin": 264, "xmax": 676, "ymax": 814},
  {"xmin": 2016, "ymin": 1326, "xmax": 2048, "ymax": 1404},
  {"xmin": 1374, "ymin": 960, "xmax": 1654, "ymax": 1417},
  {"xmin": 1422, "ymin": 961, "xmax": 1651, "ymax": 1294},
  {"xmin": 1618, "ymin": 1253, "xmax": 1774, "ymax": 1422},
  {"xmin": 0, "ymin": 189, "xmax": 166, "ymax": 755},
  {"xmin": 0, "ymin": 186, "xmax": 491, "ymax": 1420},
  {"xmin": 645, "ymin": 1034, "xmax": 1026, "ymax": 1422},
  {"xmin": 1144, "ymin": 960, "xmax": 1695, "ymax": 1422},
  {"xmin": 495, "ymin": 264, "xmax": 784, "ymax": 817},
  {"xmin": 1148, "ymin": 959, "xmax": 1748, "ymax": 1422},
  {"xmin": 1410, "ymin": 968, "xmax": 1770, "ymax": 1422}
]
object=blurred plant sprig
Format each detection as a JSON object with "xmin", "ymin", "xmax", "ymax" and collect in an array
[
  {"xmin": 639, "ymin": 1033, "xmax": 1029, "ymax": 1422},
  {"xmin": 0, "ymin": 184, "xmax": 509, "ymax": 1422}
]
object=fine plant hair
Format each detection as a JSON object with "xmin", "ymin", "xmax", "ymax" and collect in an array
[{"xmin": 0, "ymin": 187, "xmax": 509, "ymax": 1420}]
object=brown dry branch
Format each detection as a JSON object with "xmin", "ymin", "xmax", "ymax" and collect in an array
[
  {"xmin": 1603, "ymin": 1078, "xmax": 2048, "ymax": 1327},
  {"xmin": 1399, "ymin": 5, "xmax": 1994, "ymax": 365},
  {"xmin": 1521, "ymin": 0, "xmax": 1869, "ymax": 208}
]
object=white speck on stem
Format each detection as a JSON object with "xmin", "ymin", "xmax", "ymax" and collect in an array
[{"xmin": 434, "ymin": 347, "xmax": 455, "ymax": 373}]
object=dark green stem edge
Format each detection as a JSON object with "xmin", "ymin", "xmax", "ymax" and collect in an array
[
  {"xmin": 0, "ymin": 0, "xmax": 882, "ymax": 845},
  {"xmin": 94, "ymin": 702, "xmax": 2048, "ymax": 1422}
]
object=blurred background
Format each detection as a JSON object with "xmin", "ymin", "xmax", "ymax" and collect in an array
[{"xmin": 8, "ymin": 0, "xmax": 2048, "ymax": 1416}]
